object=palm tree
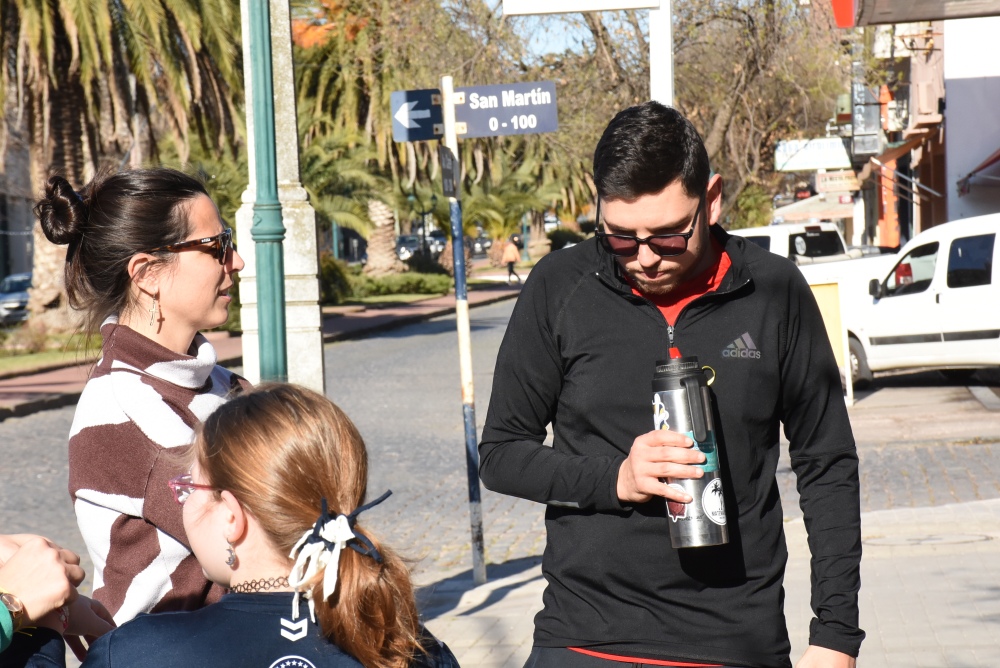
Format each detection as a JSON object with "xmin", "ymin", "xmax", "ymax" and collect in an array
[{"xmin": 0, "ymin": 0, "xmax": 243, "ymax": 330}]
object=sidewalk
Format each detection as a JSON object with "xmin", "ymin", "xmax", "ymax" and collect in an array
[{"xmin": 0, "ymin": 282, "xmax": 522, "ymax": 420}]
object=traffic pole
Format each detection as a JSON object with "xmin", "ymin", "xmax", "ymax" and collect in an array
[
  {"xmin": 247, "ymin": 0, "xmax": 287, "ymax": 381},
  {"xmin": 441, "ymin": 74, "xmax": 487, "ymax": 585}
]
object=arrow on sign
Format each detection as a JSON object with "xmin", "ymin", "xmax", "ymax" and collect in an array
[{"xmin": 394, "ymin": 101, "xmax": 432, "ymax": 129}]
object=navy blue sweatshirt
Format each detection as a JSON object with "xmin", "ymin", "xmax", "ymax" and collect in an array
[{"xmin": 7, "ymin": 593, "xmax": 458, "ymax": 668}]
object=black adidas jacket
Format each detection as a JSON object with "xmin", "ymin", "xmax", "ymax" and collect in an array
[{"xmin": 479, "ymin": 228, "xmax": 864, "ymax": 668}]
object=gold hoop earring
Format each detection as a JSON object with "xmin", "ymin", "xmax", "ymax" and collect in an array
[{"xmin": 148, "ymin": 295, "xmax": 159, "ymax": 327}]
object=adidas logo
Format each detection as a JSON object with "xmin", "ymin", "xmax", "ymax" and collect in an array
[{"xmin": 722, "ymin": 332, "xmax": 761, "ymax": 359}]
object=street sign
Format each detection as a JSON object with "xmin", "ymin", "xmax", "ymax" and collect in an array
[
  {"xmin": 775, "ymin": 138, "xmax": 852, "ymax": 172},
  {"xmin": 390, "ymin": 89, "xmax": 443, "ymax": 142},
  {"xmin": 455, "ymin": 81, "xmax": 558, "ymax": 138}
]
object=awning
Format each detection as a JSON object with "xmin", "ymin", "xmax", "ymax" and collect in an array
[
  {"xmin": 857, "ymin": 129, "xmax": 942, "ymax": 199},
  {"xmin": 772, "ymin": 192, "xmax": 854, "ymax": 222},
  {"xmin": 833, "ymin": 0, "xmax": 1000, "ymax": 27},
  {"xmin": 957, "ymin": 146, "xmax": 1000, "ymax": 196}
]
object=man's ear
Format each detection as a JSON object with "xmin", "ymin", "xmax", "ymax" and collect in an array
[
  {"xmin": 706, "ymin": 173, "xmax": 724, "ymax": 227},
  {"xmin": 127, "ymin": 254, "xmax": 159, "ymax": 295},
  {"xmin": 219, "ymin": 491, "xmax": 247, "ymax": 544}
]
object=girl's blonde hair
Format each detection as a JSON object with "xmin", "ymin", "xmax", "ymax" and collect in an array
[{"xmin": 192, "ymin": 383, "xmax": 422, "ymax": 668}]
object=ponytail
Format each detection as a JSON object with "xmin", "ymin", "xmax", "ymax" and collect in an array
[{"xmin": 313, "ymin": 540, "xmax": 422, "ymax": 668}]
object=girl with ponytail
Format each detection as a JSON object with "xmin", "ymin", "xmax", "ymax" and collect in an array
[
  {"xmin": 49, "ymin": 383, "xmax": 458, "ymax": 667},
  {"xmin": 34, "ymin": 169, "xmax": 248, "ymax": 626}
]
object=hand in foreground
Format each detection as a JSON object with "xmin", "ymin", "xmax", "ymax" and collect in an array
[
  {"xmin": 0, "ymin": 536, "xmax": 84, "ymax": 623},
  {"xmin": 62, "ymin": 596, "xmax": 117, "ymax": 661},
  {"xmin": 796, "ymin": 645, "xmax": 856, "ymax": 668},
  {"xmin": 0, "ymin": 533, "xmax": 76, "ymax": 566},
  {"xmin": 617, "ymin": 429, "xmax": 705, "ymax": 504}
]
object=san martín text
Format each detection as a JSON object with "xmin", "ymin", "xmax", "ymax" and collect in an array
[{"xmin": 468, "ymin": 87, "xmax": 552, "ymax": 131}]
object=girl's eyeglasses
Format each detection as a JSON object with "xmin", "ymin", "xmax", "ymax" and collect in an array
[
  {"xmin": 595, "ymin": 198, "xmax": 703, "ymax": 258},
  {"xmin": 167, "ymin": 473, "xmax": 220, "ymax": 505},
  {"xmin": 146, "ymin": 228, "xmax": 235, "ymax": 265}
]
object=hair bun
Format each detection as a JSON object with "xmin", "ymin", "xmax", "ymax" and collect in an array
[{"xmin": 35, "ymin": 176, "xmax": 87, "ymax": 246}]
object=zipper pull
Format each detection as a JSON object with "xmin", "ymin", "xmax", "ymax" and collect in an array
[{"xmin": 667, "ymin": 325, "xmax": 682, "ymax": 359}]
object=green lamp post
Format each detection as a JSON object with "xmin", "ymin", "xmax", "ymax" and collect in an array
[{"xmin": 248, "ymin": 0, "xmax": 287, "ymax": 381}]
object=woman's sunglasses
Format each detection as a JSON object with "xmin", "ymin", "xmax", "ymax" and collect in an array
[
  {"xmin": 595, "ymin": 198, "xmax": 703, "ymax": 258},
  {"xmin": 146, "ymin": 228, "xmax": 235, "ymax": 265}
]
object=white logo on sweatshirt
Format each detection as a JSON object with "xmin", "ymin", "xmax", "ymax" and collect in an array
[
  {"xmin": 280, "ymin": 617, "xmax": 308, "ymax": 642},
  {"xmin": 269, "ymin": 656, "xmax": 316, "ymax": 668}
]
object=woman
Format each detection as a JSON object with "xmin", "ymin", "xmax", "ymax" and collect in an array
[
  {"xmin": 36, "ymin": 169, "xmax": 247, "ymax": 625},
  {"xmin": 501, "ymin": 236, "xmax": 521, "ymax": 284},
  {"xmin": 52, "ymin": 384, "xmax": 455, "ymax": 667}
]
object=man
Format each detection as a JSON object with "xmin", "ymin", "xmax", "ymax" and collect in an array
[{"xmin": 479, "ymin": 102, "xmax": 864, "ymax": 668}]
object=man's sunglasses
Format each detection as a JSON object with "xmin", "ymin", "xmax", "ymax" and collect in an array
[
  {"xmin": 595, "ymin": 198, "xmax": 703, "ymax": 258},
  {"xmin": 146, "ymin": 228, "xmax": 235, "ymax": 265}
]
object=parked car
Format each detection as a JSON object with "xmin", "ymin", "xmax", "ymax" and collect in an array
[
  {"xmin": 471, "ymin": 234, "xmax": 493, "ymax": 255},
  {"xmin": 729, "ymin": 221, "xmax": 859, "ymax": 264},
  {"xmin": 427, "ymin": 230, "xmax": 447, "ymax": 255},
  {"xmin": 0, "ymin": 272, "xmax": 31, "ymax": 325},
  {"xmin": 845, "ymin": 214, "xmax": 1000, "ymax": 386},
  {"xmin": 395, "ymin": 235, "xmax": 421, "ymax": 261}
]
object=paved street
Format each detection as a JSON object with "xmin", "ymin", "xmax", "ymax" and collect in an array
[{"xmin": 2, "ymin": 299, "xmax": 1000, "ymax": 667}]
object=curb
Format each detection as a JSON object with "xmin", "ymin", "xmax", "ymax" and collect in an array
[
  {"xmin": 321, "ymin": 290, "xmax": 520, "ymax": 344},
  {"xmin": 0, "ymin": 391, "xmax": 83, "ymax": 421}
]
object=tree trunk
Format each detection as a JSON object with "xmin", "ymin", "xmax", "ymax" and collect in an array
[
  {"xmin": 528, "ymin": 210, "xmax": 550, "ymax": 260},
  {"xmin": 437, "ymin": 238, "xmax": 471, "ymax": 278},
  {"xmin": 25, "ymin": 17, "xmax": 90, "ymax": 333},
  {"xmin": 363, "ymin": 199, "xmax": 404, "ymax": 276}
]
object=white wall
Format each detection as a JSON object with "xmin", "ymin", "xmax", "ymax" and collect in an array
[{"xmin": 944, "ymin": 17, "xmax": 1000, "ymax": 220}]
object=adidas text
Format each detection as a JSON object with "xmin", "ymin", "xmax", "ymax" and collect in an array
[
  {"xmin": 722, "ymin": 332, "xmax": 761, "ymax": 359},
  {"xmin": 722, "ymin": 348, "xmax": 761, "ymax": 359}
]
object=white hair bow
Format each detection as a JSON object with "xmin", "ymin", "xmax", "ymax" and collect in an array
[{"xmin": 286, "ymin": 492, "xmax": 392, "ymax": 622}]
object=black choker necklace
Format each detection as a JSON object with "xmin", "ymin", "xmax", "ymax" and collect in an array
[{"xmin": 228, "ymin": 577, "xmax": 290, "ymax": 594}]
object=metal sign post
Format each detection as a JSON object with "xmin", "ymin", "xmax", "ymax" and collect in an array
[
  {"xmin": 441, "ymin": 75, "xmax": 487, "ymax": 586},
  {"xmin": 390, "ymin": 77, "xmax": 559, "ymax": 585}
]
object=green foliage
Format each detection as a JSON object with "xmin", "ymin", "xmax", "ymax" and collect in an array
[
  {"xmin": 319, "ymin": 253, "xmax": 354, "ymax": 305},
  {"xmin": 347, "ymin": 273, "xmax": 451, "ymax": 300},
  {"xmin": 318, "ymin": 254, "xmax": 450, "ymax": 304},
  {"xmin": 726, "ymin": 184, "xmax": 773, "ymax": 230},
  {"xmin": 404, "ymin": 252, "xmax": 449, "ymax": 275},
  {"xmin": 548, "ymin": 228, "xmax": 585, "ymax": 251}
]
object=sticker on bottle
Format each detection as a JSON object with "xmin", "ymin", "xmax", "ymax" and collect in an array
[{"xmin": 702, "ymin": 478, "xmax": 727, "ymax": 526}]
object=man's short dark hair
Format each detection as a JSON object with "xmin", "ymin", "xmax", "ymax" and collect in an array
[{"xmin": 593, "ymin": 102, "xmax": 710, "ymax": 201}]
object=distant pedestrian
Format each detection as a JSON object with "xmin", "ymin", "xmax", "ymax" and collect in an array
[
  {"xmin": 502, "ymin": 236, "xmax": 522, "ymax": 284},
  {"xmin": 17, "ymin": 384, "xmax": 460, "ymax": 668},
  {"xmin": 36, "ymin": 168, "xmax": 248, "ymax": 625}
]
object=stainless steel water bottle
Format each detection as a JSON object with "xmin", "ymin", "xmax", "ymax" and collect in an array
[{"xmin": 652, "ymin": 356, "xmax": 729, "ymax": 548}]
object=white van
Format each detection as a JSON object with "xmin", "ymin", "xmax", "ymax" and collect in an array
[
  {"xmin": 729, "ymin": 221, "xmax": 858, "ymax": 264},
  {"xmin": 846, "ymin": 214, "xmax": 1000, "ymax": 385}
]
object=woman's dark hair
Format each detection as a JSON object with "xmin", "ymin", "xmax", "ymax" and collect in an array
[
  {"xmin": 34, "ymin": 168, "xmax": 209, "ymax": 333},
  {"xmin": 593, "ymin": 101, "xmax": 711, "ymax": 201}
]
